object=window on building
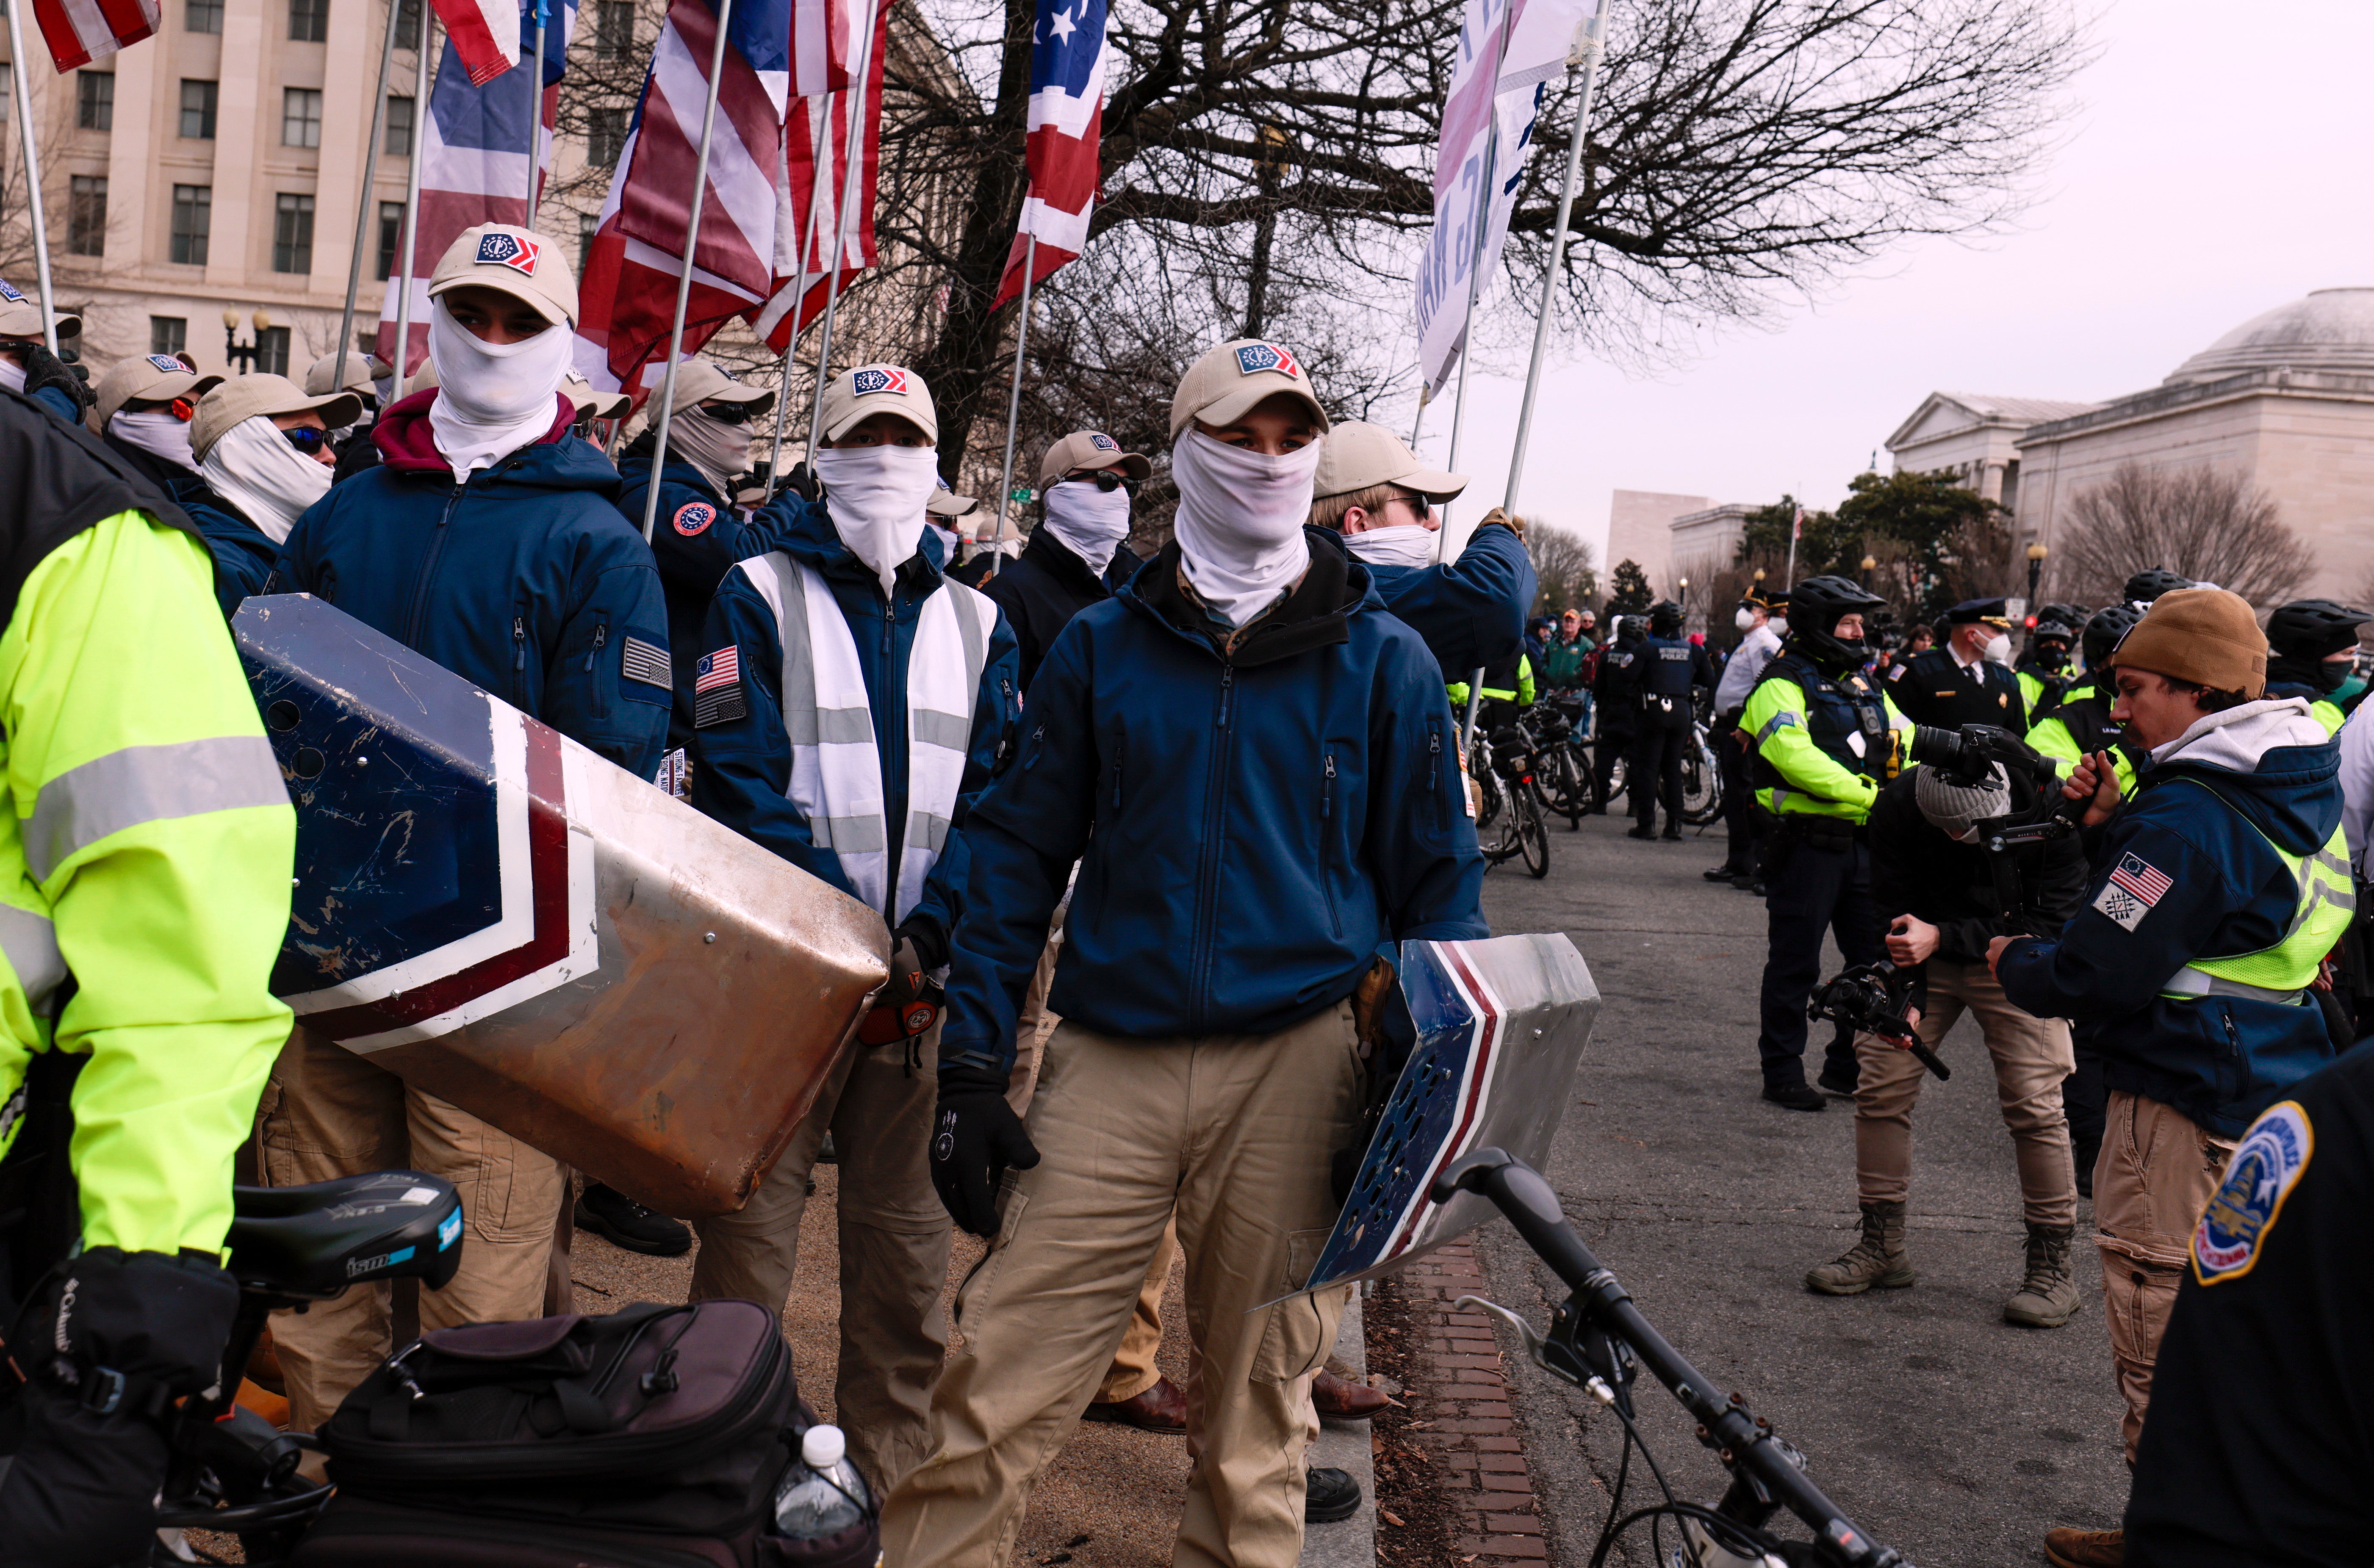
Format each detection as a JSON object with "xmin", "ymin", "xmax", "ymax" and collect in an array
[
  {"xmin": 578, "ymin": 210, "xmax": 598, "ymax": 269},
  {"xmin": 67, "ymin": 176, "xmax": 107, "ymax": 255},
  {"xmin": 75, "ymin": 72, "xmax": 113, "ymax": 131},
  {"xmin": 288, "ymin": 0, "xmax": 328, "ymax": 41},
  {"xmin": 151, "ymin": 317, "xmax": 189, "ymax": 359},
  {"xmin": 283, "ymin": 87, "xmax": 322, "ymax": 149},
  {"xmin": 588, "ymin": 106, "xmax": 628, "ymax": 168},
  {"xmin": 185, "ymin": 0, "xmax": 223, "ymax": 32},
  {"xmin": 171, "ymin": 184, "xmax": 211, "ymax": 265},
  {"xmin": 258, "ymin": 326, "xmax": 291, "ymax": 377},
  {"xmin": 593, "ymin": 0, "xmax": 633, "ymax": 58},
  {"xmin": 384, "ymin": 94, "xmax": 413, "ymax": 155},
  {"xmin": 274, "ymin": 193, "xmax": 316, "ymax": 273},
  {"xmin": 376, "ymin": 201, "xmax": 405, "ymax": 280},
  {"xmin": 394, "ymin": 0, "xmax": 420, "ymax": 48},
  {"xmin": 179, "ymin": 78, "xmax": 217, "ymax": 139}
]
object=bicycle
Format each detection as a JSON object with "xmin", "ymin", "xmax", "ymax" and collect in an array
[
  {"xmin": 1521, "ymin": 694, "xmax": 1592, "ymax": 830},
  {"xmin": 1678, "ymin": 714, "xmax": 1725, "ymax": 827},
  {"xmin": 1438, "ymin": 1148, "xmax": 1914, "ymax": 1568},
  {"xmin": 1469, "ymin": 724, "xmax": 1551, "ymax": 879}
]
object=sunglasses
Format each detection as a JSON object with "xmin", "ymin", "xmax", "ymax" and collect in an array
[
  {"xmin": 1066, "ymin": 468, "xmax": 1137, "ymax": 494},
  {"xmin": 281, "ymin": 425, "xmax": 332, "ymax": 456},
  {"xmin": 701, "ymin": 400, "xmax": 758, "ymax": 425}
]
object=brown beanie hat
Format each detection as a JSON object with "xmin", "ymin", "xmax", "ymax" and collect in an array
[{"xmin": 2109, "ymin": 586, "xmax": 2267, "ymax": 698}]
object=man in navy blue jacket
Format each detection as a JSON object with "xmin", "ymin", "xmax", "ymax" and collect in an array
[
  {"xmin": 882, "ymin": 340, "xmax": 1486, "ymax": 1568},
  {"xmin": 686, "ymin": 362, "xmax": 1019, "ymax": 1496},
  {"xmin": 1989, "ymin": 588, "xmax": 2352, "ymax": 1568},
  {"xmin": 259, "ymin": 224, "xmax": 672, "ymax": 1433}
]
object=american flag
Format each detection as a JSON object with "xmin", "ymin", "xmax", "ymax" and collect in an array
[
  {"xmin": 2108, "ymin": 853, "xmax": 2172, "ymax": 908},
  {"xmin": 572, "ymin": 0, "xmax": 806, "ymax": 398},
  {"xmin": 748, "ymin": 0, "xmax": 894, "ymax": 354},
  {"xmin": 432, "ymin": 0, "xmax": 530, "ymax": 86},
  {"xmin": 375, "ymin": 0, "xmax": 578, "ymax": 375},
  {"xmin": 695, "ymin": 647, "xmax": 741, "ymax": 692},
  {"xmin": 991, "ymin": 0, "xmax": 1111, "ymax": 308},
  {"xmin": 29, "ymin": 0, "xmax": 159, "ymax": 72}
]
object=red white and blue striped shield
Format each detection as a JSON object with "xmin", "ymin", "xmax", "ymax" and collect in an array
[
  {"xmin": 1299, "ymin": 934, "xmax": 1597, "ymax": 1295},
  {"xmin": 235, "ymin": 594, "xmax": 889, "ymax": 1219}
]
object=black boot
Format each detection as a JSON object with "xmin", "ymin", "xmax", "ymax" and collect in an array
[{"xmin": 575, "ymin": 1182, "xmax": 693, "ymax": 1257}]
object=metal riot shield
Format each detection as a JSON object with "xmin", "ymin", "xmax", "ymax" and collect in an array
[
  {"xmin": 1300, "ymin": 934, "xmax": 1596, "ymax": 1294},
  {"xmin": 235, "ymin": 595, "xmax": 889, "ymax": 1219}
]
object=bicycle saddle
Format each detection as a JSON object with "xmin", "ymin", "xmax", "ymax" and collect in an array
[{"xmin": 227, "ymin": 1171, "xmax": 465, "ymax": 1298}]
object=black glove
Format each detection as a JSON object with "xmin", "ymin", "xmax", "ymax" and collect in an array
[
  {"xmin": 0, "ymin": 1248, "xmax": 240, "ymax": 1568},
  {"xmin": 783, "ymin": 461, "xmax": 820, "ymax": 502},
  {"xmin": 929, "ymin": 1073, "xmax": 1039, "ymax": 1238},
  {"xmin": 11, "ymin": 342, "xmax": 94, "ymax": 419}
]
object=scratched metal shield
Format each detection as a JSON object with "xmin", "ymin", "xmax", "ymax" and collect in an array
[
  {"xmin": 235, "ymin": 595, "xmax": 889, "ymax": 1218},
  {"xmin": 1299, "ymin": 934, "xmax": 1597, "ymax": 1295}
]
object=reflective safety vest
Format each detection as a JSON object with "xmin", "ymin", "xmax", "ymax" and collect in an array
[
  {"xmin": 2163, "ymin": 821, "xmax": 2356, "ymax": 1004},
  {"xmin": 1746, "ymin": 652, "xmax": 1893, "ymax": 821}
]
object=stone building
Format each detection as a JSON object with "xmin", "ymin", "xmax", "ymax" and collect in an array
[
  {"xmin": 1603, "ymin": 488, "xmax": 1709, "ymax": 597},
  {"xmin": 1882, "ymin": 393, "xmax": 2100, "ymax": 517}
]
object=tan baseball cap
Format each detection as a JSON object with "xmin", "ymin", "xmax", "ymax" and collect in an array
[
  {"xmin": 2110, "ymin": 586, "xmax": 2268, "ymax": 698},
  {"xmin": 1169, "ymin": 338, "xmax": 1328, "ymax": 438},
  {"xmin": 91, "ymin": 353, "xmax": 222, "ymax": 429},
  {"xmin": 305, "ymin": 350, "xmax": 380, "ymax": 399},
  {"xmin": 1313, "ymin": 420, "xmax": 1466, "ymax": 502},
  {"xmin": 562, "ymin": 371, "xmax": 631, "ymax": 421},
  {"xmin": 406, "ymin": 359, "xmax": 440, "ymax": 396},
  {"xmin": 670, "ymin": 358, "xmax": 775, "ymax": 419},
  {"xmin": 927, "ymin": 488, "xmax": 981, "ymax": 518},
  {"xmin": 0, "ymin": 278, "xmax": 79, "ymax": 342},
  {"xmin": 428, "ymin": 224, "xmax": 579, "ymax": 328},
  {"xmin": 819, "ymin": 363, "xmax": 936, "ymax": 444},
  {"xmin": 191, "ymin": 374, "xmax": 363, "ymax": 463},
  {"xmin": 1039, "ymin": 430, "xmax": 1151, "ymax": 486}
]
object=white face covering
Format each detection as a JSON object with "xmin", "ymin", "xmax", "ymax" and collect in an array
[
  {"xmin": 812, "ymin": 443, "xmax": 942, "ymax": 597},
  {"xmin": 1734, "ymin": 607, "xmax": 1758, "ymax": 632},
  {"xmin": 426, "ymin": 299, "xmax": 572, "ymax": 480},
  {"xmin": 200, "ymin": 416, "xmax": 335, "ymax": 543},
  {"xmin": 1983, "ymin": 632, "xmax": 2013, "ymax": 665},
  {"xmin": 667, "ymin": 406, "xmax": 753, "ymax": 501},
  {"xmin": 1040, "ymin": 479, "xmax": 1135, "ymax": 576},
  {"xmin": 1343, "ymin": 523, "xmax": 1439, "ymax": 572},
  {"xmin": 1169, "ymin": 427, "xmax": 1321, "ymax": 628},
  {"xmin": 0, "ymin": 357, "xmax": 24, "ymax": 395},
  {"xmin": 1770, "ymin": 615, "xmax": 1788, "ymax": 638},
  {"xmin": 110, "ymin": 408, "xmax": 199, "ymax": 473}
]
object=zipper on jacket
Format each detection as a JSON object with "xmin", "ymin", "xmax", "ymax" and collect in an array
[
  {"xmin": 1023, "ymin": 722, "xmax": 1047, "ymax": 770},
  {"xmin": 401, "ymin": 487, "xmax": 466, "ymax": 648},
  {"xmin": 584, "ymin": 620, "xmax": 608, "ymax": 674},
  {"xmin": 1189, "ymin": 666, "xmax": 1238, "ymax": 1032},
  {"xmin": 1321, "ymin": 752, "xmax": 1342, "ymax": 940},
  {"xmin": 1429, "ymin": 724, "xmax": 1449, "ymax": 832},
  {"xmin": 512, "ymin": 615, "xmax": 529, "ymax": 685}
]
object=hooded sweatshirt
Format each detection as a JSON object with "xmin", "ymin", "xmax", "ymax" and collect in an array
[{"xmin": 1998, "ymin": 697, "xmax": 2347, "ymax": 1136}]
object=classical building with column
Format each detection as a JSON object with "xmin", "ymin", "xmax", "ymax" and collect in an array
[{"xmin": 1882, "ymin": 393, "xmax": 2099, "ymax": 517}]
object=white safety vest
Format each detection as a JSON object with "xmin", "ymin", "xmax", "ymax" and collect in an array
[{"xmin": 734, "ymin": 554, "xmax": 996, "ymax": 924}]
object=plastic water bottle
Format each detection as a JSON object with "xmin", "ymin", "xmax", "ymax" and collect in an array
[{"xmin": 773, "ymin": 1423, "xmax": 872, "ymax": 1540}]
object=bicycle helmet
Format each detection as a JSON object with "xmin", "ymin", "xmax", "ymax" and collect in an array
[
  {"xmin": 1647, "ymin": 600, "xmax": 1683, "ymax": 637},
  {"xmin": 2123, "ymin": 567, "xmax": 2195, "ymax": 606},
  {"xmin": 2265, "ymin": 599, "xmax": 2371, "ymax": 659},
  {"xmin": 1784, "ymin": 575, "xmax": 1886, "ymax": 675},
  {"xmin": 2081, "ymin": 603, "xmax": 2143, "ymax": 672}
]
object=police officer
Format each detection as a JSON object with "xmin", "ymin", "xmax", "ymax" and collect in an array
[
  {"xmin": 1740, "ymin": 574, "xmax": 1900, "ymax": 1110},
  {"xmin": 1990, "ymin": 588, "xmax": 2350, "ymax": 1568},
  {"xmin": 2262, "ymin": 598, "xmax": 2370, "ymax": 735},
  {"xmin": 0, "ymin": 389, "xmax": 297, "ymax": 1564},
  {"xmin": 1884, "ymin": 596, "xmax": 2028, "ymax": 732},
  {"xmin": 1628, "ymin": 600, "xmax": 1714, "ymax": 841},
  {"xmin": 2015, "ymin": 606, "xmax": 2080, "ymax": 716},
  {"xmin": 2123, "ymin": 567, "xmax": 2195, "ymax": 605},
  {"xmin": 1707, "ymin": 590, "xmax": 1786, "ymax": 885},
  {"xmin": 1590, "ymin": 616, "xmax": 1643, "ymax": 813}
]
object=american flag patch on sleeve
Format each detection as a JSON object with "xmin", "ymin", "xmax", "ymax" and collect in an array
[
  {"xmin": 693, "ymin": 647, "xmax": 747, "ymax": 728},
  {"xmin": 695, "ymin": 647, "xmax": 740, "ymax": 692},
  {"xmin": 2093, "ymin": 852, "xmax": 2172, "ymax": 932},
  {"xmin": 621, "ymin": 636, "xmax": 670, "ymax": 690}
]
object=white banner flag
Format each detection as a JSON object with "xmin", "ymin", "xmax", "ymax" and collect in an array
[{"xmin": 1415, "ymin": 0, "xmax": 1599, "ymax": 399}]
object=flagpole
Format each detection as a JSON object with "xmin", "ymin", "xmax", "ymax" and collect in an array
[
  {"xmin": 763, "ymin": 120, "xmax": 835, "ymax": 486},
  {"xmin": 391, "ymin": 8, "xmax": 438, "ymax": 378},
  {"xmin": 5, "ymin": 0, "xmax": 60, "ymax": 354},
  {"xmin": 339, "ymin": 0, "xmax": 409, "ymax": 363},
  {"xmin": 984, "ymin": 232, "xmax": 1037, "ymax": 583},
  {"xmin": 803, "ymin": 0, "xmax": 881, "ymax": 458},
  {"xmin": 526, "ymin": 0, "xmax": 548, "ymax": 217},
  {"xmin": 639, "ymin": 0, "xmax": 740, "ymax": 545}
]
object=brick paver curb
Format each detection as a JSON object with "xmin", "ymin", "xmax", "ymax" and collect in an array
[{"xmin": 1389, "ymin": 1239, "xmax": 1549, "ymax": 1564}]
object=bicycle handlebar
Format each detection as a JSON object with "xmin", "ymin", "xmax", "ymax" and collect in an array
[{"xmin": 1432, "ymin": 1148, "xmax": 1910, "ymax": 1568}]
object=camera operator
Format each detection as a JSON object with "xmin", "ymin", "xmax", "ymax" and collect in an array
[
  {"xmin": 1740, "ymin": 574, "xmax": 1903, "ymax": 1110},
  {"xmin": 1805, "ymin": 753, "xmax": 2087, "ymax": 1327},
  {"xmin": 1987, "ymin": 588, "xmax": 2350, "ymax": 1568},
  {"xmin": 1706, "ymin": 589, "xmax": 1785, "ymax": 887}
]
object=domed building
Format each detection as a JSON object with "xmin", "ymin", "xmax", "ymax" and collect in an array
[{"xmin": 1886, "ymin": 288, "xmax": 2374, "ymax": 603}]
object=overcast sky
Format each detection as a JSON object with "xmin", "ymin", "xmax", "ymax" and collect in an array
[{"xmin": 1404, "ymin": 0, "xmax": 2374, "ymax": 566}]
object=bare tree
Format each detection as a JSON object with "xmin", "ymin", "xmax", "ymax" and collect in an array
[
  {"xmin": 2055, "ymin": 462, "xmax": 2313, "ymax": 610},
  {"xmin": 1527, "ymin": 524, "xmax": 1598, "ymax": 618}
]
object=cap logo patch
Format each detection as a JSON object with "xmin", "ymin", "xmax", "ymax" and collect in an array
[
  {"xmin": 1088, "ymin": 432, "xmax": 1119, "ymax": 451},
  {"xmin": 476, "ymin": 232, "xmax": 542, "ymax": 275},
  {"xmin": 673, "ymin": 501, "xmax": 717, "ymax": 536},
  {"xmin": 850, "ymin": 367, "xmax": 907, "ymax": 396},
  {"xmin": 2194, "ymin": 1100, "xmax": 2312, "ymax": 1285},
  {"xmin": 1234, "ymin": 343, "xmax": 1300, "ymax": 378},
  {"xmin": 0, "ymin": 279, "xmax": 23, "ymax": 302},
  {"xmin": 147, "ymin": 355, "xmax": 188, "ymax": 374}
]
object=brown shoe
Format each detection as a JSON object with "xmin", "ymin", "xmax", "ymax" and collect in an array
[
  {"xmin": 1083, "ymin": 1374, "xmax": 1189, "ymax": 1433},
  {"xmin": 2043, "ymin": 1526, "xmax": 2122, "ymax": 1567},
  {"xmin": 1313, "ymin": 1367, "xmax": 1390, "ymax": 1420}
]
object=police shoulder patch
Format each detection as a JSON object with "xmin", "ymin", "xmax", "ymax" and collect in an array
[
  {"xmin": 1886, "ymin": 664, "xmax": 1905, "ymax": 681},
  {"xmin": 2194, "ymin": 1099, "xmax": 2313, "ymax": 1285},
  {"xmin": 673, "ymin": 501, "xmax": 717, "ymax": 536}
]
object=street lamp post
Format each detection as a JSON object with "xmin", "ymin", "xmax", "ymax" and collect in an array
[
  {"xmin": 223, "ymin": 309, "xmax": 274, "ymax": 373},
  {"xmin": 2026, "ymin": 542, "xmax": 2048, "ymax": 605},
  {"xmin": 1860, "ymin": 554, "xmax": 1877, "ymax": 591}
]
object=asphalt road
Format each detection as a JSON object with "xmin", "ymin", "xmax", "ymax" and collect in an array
[{"xmin": 1468, "ymin": 808, "xmax": 2130, "ymax": 1568}]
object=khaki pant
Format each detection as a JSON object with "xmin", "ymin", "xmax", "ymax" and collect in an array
[
  {"xmin": 1853, "ymin": 959, "xmax": 2078, "ymax": 1229},
  {"xmin": 256, "ymin": 1028, "xmax": 565, "ymax": 1433},
  {"xmin": 881, "ymin": 1004, "xmax": 1363, "ymax": 1568},
  {"xmin": 2094, "ymin": 1090, "xmax": 2233, "ymax": 1464},
  {"xmin": 691, "ymin": 1027, "xmax": 952, "ymax": 1496}
]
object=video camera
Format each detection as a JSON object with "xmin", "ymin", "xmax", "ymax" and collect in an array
[
  {"xmin": 1906, "ymin": 723, "xmax": 2088, "ymax": 855},
  {"xmin": 1807, "ymin": 960, "xmax": 1950, "ymax": 1082}
]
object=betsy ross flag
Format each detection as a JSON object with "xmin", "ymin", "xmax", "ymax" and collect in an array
[
  {"xmin": 434, "ymin": 0, "xmax": 532, "ymax": 85},
  {"xmin": 376, "ymin": 0, "xmax": 578, "ymax": 376},
  {"xmin": 748, "ymin": 0, "xmax": 893, "ymax": 354},
  {"xmin": 992, "ymin": 0, "xmax": 1111, "ymax": 308},
  {"xmin": 30, "ymin": 0, "xmax": 159, "ymax": 72}
]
